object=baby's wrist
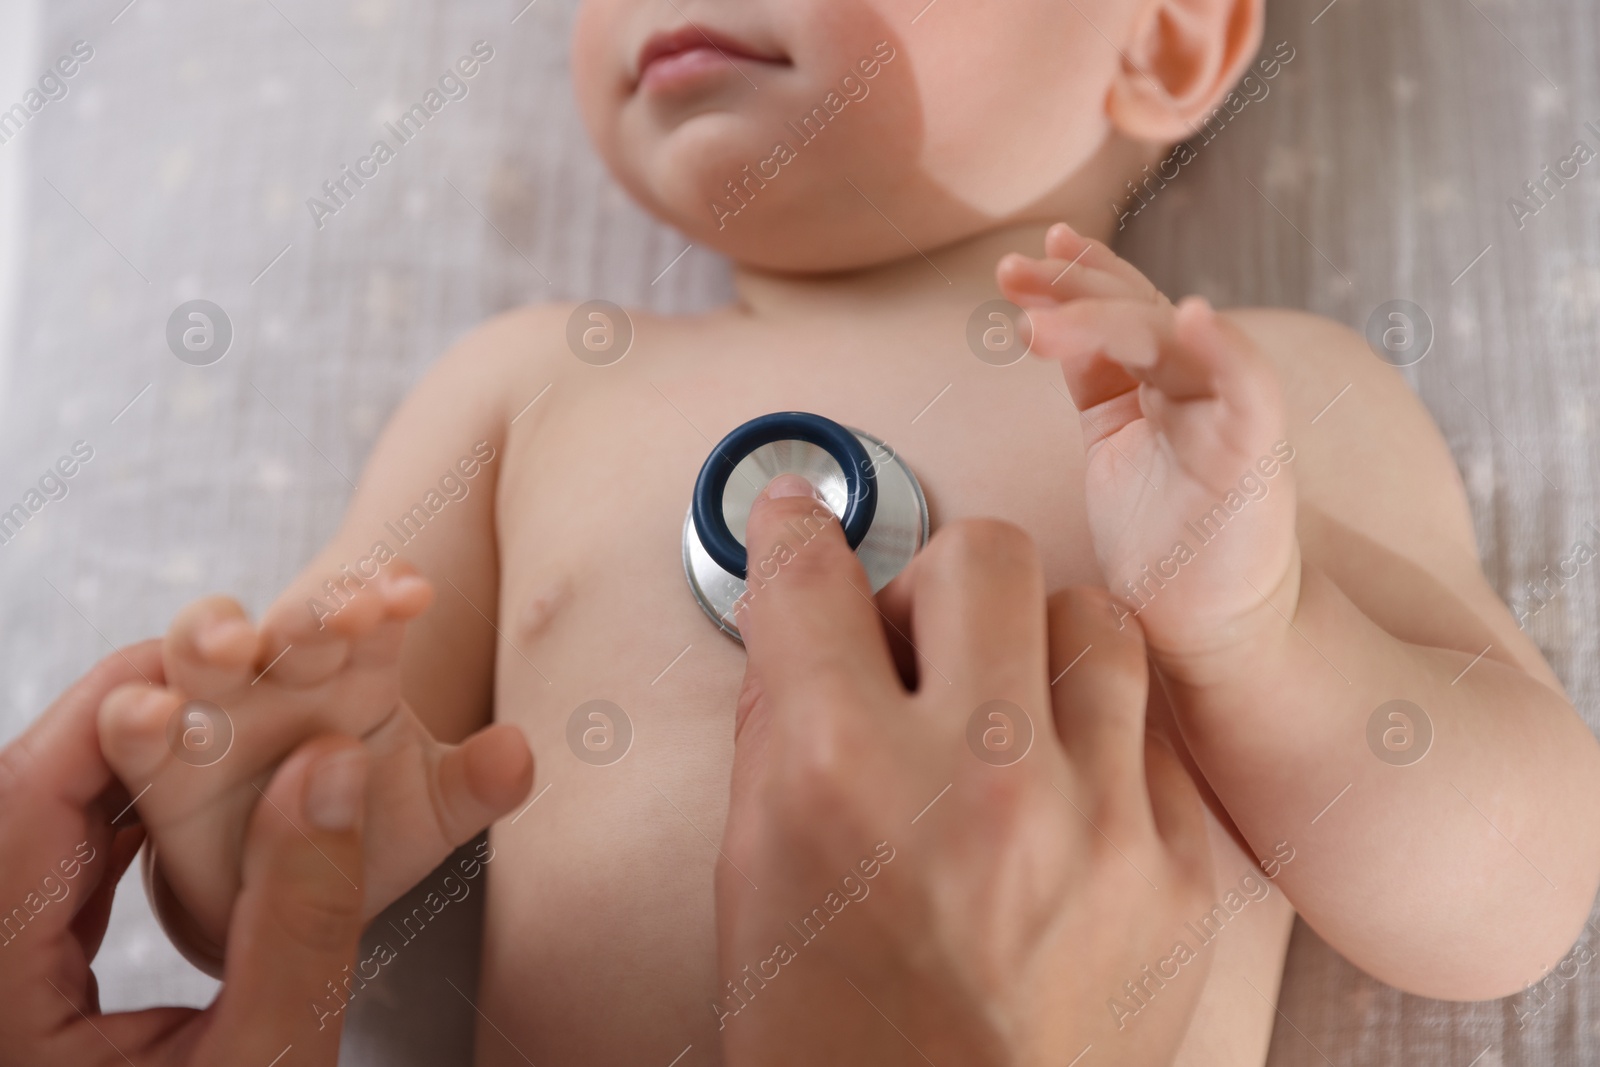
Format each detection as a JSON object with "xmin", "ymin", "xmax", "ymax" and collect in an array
[{"xmin": 1145, "ymin": 547, "xmax": 1304, "ymax": 692}]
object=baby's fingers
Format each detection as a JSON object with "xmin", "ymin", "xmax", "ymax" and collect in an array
[
  {"xmin": 1029, "ymin": 296, "xmax": 1239, "ymax": 404},
  {"xmin": 1044, "ymin": 222, "xmax": 1166, "ymax": 303},
  {"xmin": 431, "ymin": 723, "xmax": 535, "ymax": 847},
  {"xmin": 1023, "ymin": 298, "xmax": 1168, "ymax": 416},
  {"xmin": 258, "ymin": 564, "xmax": 433, "ymax": 687},
  {"xmin": 998, "ymin": 252, "xmax": 1133, "ymax": 307},
  {"xmin": 164, "ymin": 596, "xmax": 259, "ymax": 699},
  {"xmin": 364, "ymin": 717, "xmax": 534, "ymax": 863},
  {"xmin": 996, "ymin": 224, "xmax": 1167, "ymax": 309},
  {"xmin": 99, "ymin": 682, "xmax": 186, "ymax": 783}
]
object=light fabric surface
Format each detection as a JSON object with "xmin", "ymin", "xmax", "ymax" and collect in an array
[
  {"xmin": 0, "ymin": 0, "xmax": 37, "ymax": 407},
  {"xmin": 0, "ymin": 0, "xmax": 1595, "ymax": 1064}
]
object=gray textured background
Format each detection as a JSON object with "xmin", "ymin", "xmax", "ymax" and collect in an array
[{"xmin": 0, "ymin": 0, "xmax": 1595, "ymax": 1064}]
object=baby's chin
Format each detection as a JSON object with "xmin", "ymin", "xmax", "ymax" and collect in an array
[
  {"xmin": 611, "ymin": 113, "xmax": 1103, "ymax": 273},
  {"xmin": 615, "ymin": 126, "xmax": 985, "ymax": 273},
  {"xmin": 638, "ymin": 179, "xmax": 1026, "ymax": 276},
  {"xmin": 641, "ymin": 177, "xmax": 927, "ymax": 273},
  {"xmin": 692, "ymin": 215, "xmax": 925, "ymax": 274}
]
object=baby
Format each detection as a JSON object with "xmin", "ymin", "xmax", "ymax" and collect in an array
[{"xmin": 95, "ymin": 0, "xmax": 1600, "ymax": 1063}]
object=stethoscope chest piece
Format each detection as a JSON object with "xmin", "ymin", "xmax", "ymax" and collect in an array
[{"xmin": 683, "ymin": 411, "xmax": 929, "ymax": 641}]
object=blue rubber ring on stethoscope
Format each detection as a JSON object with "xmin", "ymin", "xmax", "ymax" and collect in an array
[{"xmin": 692, "ymin": 411, "xmax": 879, "ymax": 581}]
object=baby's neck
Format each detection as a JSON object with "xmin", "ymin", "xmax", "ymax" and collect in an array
[{"xmin": 731, "ymin": 216, "xmax": 1116, "ymax": 324}]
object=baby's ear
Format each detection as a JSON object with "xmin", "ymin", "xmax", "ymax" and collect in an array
[{"xmin": 1106, "ymin": 0, "xmax": 1266, "ymax": 144}]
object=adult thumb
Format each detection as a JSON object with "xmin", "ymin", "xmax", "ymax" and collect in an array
[{"xmin": 201, "ymin": 737, "xmax": 368, "ymax": 1066}]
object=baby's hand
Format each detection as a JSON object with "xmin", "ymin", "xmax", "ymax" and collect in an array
[
  {"xmin": 998, "ymin": 224, "xmax": 1299, "ymax": 677},
  {"xmin": 98, "ymin": 566, "xmax": 532, "ymax": 960}
]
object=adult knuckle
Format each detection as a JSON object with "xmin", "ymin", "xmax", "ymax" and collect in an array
[
  {"xmin": 774, "ymin": 715, "xmax": 869, "ymax": 832},
  {"xmin": 781, "ymin": 729, "xmax": 849, "ymax": 805},
  {"xmin": 956, "ymin": 751, "xmax": 1044, "ymax": 825},
  {"xmin": 927, "ymin": 519, "xmax": 1038, "ymax": 579},
  {"xmin": 1047, "ymin": 584, "xmax": 1115, "ymax": 621},
  {"xmin": 755, "ymin": 495, "xmax": 837, "ymax": 543},
  {"xmin": 1172, "ymin": 863, "xmax": 1217, "ymax": 918},
  {"xmin": 782, "ymin": 532, "xmax": 853, "ymax": 582},
  {"xmin": 1066, "ymin": 783, "xmax": 1140, "ymax": 853},
  {"xmin": 749, "ymin": 515, "xmax": 852, "ymax": 588},
  {"xmin": 957, "ymin": 776, "xmax": 1065, "ymax": 886},
  {"xmin": 776, "ymin": 657, "xmax": 863, "ymax": 716},
  {"xmin": 1050, "ymin": 585, "xmax": 1144, "ymax": 646},
  {"xmin": 1167, "ymin": 835, "xmax": 1217, "ymax": 896},
  {"xmin": 970, "ymin": 767, "xmax": 1032, "ymax": 824},
  {"xmin": 1083, "ymin": 826, "xmax": 1142, "ymax": 888},
  {"xmin": 271, "ymin": 878, "xmax": 362, "ymax": 952},
  {"xmin": 1084, "ymin": 765, "xmax": 1144, "ymax": 828}
]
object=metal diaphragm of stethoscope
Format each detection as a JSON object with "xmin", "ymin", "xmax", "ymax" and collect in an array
[{"xmin": 683, "ymin": 411, "xmax": 931, "ymax": 641}]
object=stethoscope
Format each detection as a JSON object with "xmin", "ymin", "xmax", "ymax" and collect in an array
[{"xmin": 683, "ymin": 411, "xmax": 930, "ymax": 640}]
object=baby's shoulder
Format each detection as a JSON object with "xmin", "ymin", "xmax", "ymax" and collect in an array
[
  {"xmin": 446, "ymin": 301, "xmax": 586, "ymax": 373},
  {"xmin": 1223, "ymin": 307, "xmax": 1409, "ymax": 418},
  {"xmin": 413, "ymin": 301, "xmax": 603, "ymax": 416},
  {"xmin": 1224, "ymin": 306, "xmax": 1453, "ymax": 454},
  {"xmin": 1223, "ymin": 306, "xmax": 1481, "ymax": 558}
]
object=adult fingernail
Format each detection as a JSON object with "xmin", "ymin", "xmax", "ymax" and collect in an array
[
  {"xmin": 764, "ymin": 474, "xmax": 818, "ymax": 500},
  {"xmin": 306, "ymin": 747, "xmax": 366, "ymax": 832}
]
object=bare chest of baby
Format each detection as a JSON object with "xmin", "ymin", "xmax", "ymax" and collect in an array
[{"xmin": 467, "ymin": 313, "xmax": 1288, "ymax": 1065}]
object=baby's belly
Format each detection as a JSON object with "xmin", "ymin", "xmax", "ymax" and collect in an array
[
  {"xmin": 471, "ymin": 577, "xmax": 1294, "ymax": 1067},
  {"xmin": 477, "ymin": 574, "xmax": 751, "ymax": 1066}
]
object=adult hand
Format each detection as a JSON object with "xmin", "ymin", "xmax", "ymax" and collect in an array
[
  {"xmin": 716, "ymin": 475, "xmax": 1216, "ymax": 1066},
  {"xmin": 0, "ymin": 640, "xmax": 368, "ymax": 1067}
]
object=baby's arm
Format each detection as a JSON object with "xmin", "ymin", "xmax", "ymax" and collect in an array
[
  {"xmin": 264, "ymin": 311, "xmax": 524, "ymax": 744},
  {"xmin": 1001, "ymin": 226, "xmax": 1600, "ymax": 1001},
  {"xmin": 101, "ymin": 307, "xmax": 563, "ymax": 958}
]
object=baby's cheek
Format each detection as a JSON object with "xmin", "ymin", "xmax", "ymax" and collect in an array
[
  {"xmin": 805, "ymin": 0, "xmax": 897, "ymax": 52},
  {"xmin": 843, "ymin": 5, "xmax": 1117, "ymax": 216},
  {"xmin": 570, "ymin": 0, "xmax": 632, "ymax": 117}
]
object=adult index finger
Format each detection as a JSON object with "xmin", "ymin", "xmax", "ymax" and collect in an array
[
  {"xmin": 0, "ymin": 640, "xmax": 164, "ymax": 915},
  {"xmin": 0, "ymin": 639, "xmax": 163, "ymax": 806},
  {"xmin": 0, "ymin": 641, "xmax": 162, "ymax": 1041},
  {"xmin": 900, "ymin": 519, "xmax": 1050, "ymax": 716},
  {"xmin": 201, "ymin": 736, "xmax": 367, "ymax": 1066},
  {"xmin": 736, "ymin": 474, "xmax": 901, "ymax": 718}
]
